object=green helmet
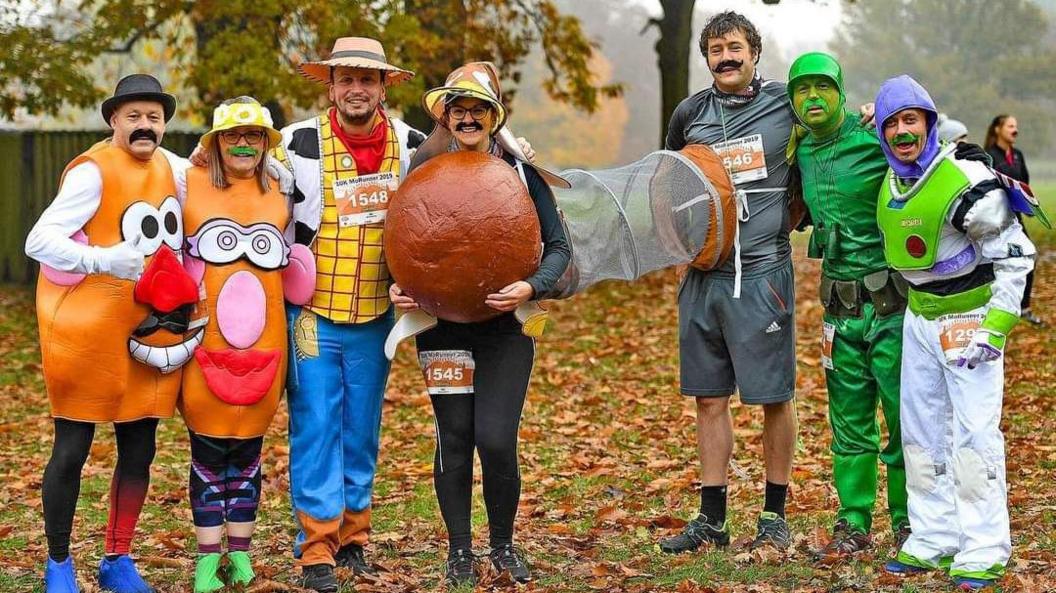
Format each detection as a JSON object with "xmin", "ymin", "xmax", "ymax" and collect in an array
[{"xmin": 787, "ymin": 51, "xmax": 844, "ymax": 100}]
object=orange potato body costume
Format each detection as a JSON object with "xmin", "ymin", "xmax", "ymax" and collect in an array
[
  {"xmin": 178, "ymin": 168, "xmax": 289, "ymax": 438},
  {"xmin": 36, "ymin": 142, "xmax": 191, "ymax": 423}
]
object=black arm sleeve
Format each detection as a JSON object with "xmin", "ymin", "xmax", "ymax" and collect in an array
[
  {"xmin": 516, "ymin": 161, "xmax": 571, "ymax": 297},
  {"xmin": 1020, "ymin": 149, "xmax": 1029, "ymax": 184}
]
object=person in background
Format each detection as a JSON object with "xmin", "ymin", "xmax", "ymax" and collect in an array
[
  {"xmin": 985, "ymin": 114, "xmax": 1042, "ymax": 326},
  {"xmin": 936, "ymin": 114, "xmax": 968, "ymax": 144}
]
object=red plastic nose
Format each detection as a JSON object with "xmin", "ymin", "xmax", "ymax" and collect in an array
[{"xmin": 134, "ymin": 244, "xmax": 200, "ymax": 313}]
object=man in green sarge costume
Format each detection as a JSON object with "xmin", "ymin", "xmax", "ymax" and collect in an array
[{"xmin": 786, "ymin": 52, "xmax": 909, "ymax": 557}]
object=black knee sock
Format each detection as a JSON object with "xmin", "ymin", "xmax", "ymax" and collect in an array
[
  {"xmin": 698, "ymin": 485, "xmax": 727, "ymax": 524},
  {"xmin": 42, "ymin": 419, "xmax": 96, "ymax": 561},
  {"xmin": 763, "ymin": 481, "xmax": 788, "ymax": 517}
]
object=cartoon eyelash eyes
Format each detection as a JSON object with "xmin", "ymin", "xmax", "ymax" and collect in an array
[
  {"xmin": 120, "ymin": 197, "xmax": 182, "ymax": 255},
  {"xmin": 185, "ymin": 219, "xmax": 289, "ymax": 269}
]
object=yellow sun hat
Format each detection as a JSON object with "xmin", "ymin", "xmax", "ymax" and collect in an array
[
  {"xmin": 200, "ymin": 97, "xmax": 283, "ymax": 151},
  {"xmin": 422, "ymin": 62, "xmax": 508, "ymax": 132}
]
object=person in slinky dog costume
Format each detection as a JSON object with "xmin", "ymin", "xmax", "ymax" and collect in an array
[
  {"xmin": 177, "ymin": 97, "xmax": 314, "ymax": 593},
  {"xmin": 25, "ymin": 74, "xmax": 202, "ymax": 593},
  {"xmin": 874, "ymin": 75, "xmax": 1043, "ymax": 591},
  {"xmin": 785, "ymin": 52, "xmax": 910, "ymax": 558}
]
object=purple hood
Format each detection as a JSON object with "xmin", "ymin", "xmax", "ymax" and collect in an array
[{"xmin": 874, "ymin": 75, "xmax": 940, "ymax": 179}]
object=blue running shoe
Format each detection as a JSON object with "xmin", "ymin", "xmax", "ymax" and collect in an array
[
  {"xmin": 45, "ymin": 556, "xmax": 80, "ymax": 593},
  {"xmin": 98, "ymin": 555, "xmax": 153, "ymax": 593},
  {"xmin": 953, "ymin": 575, "xmax": 997, "ymax": 591},
  {"xmin": 883, "ymin": 558, "xmax": 930, "ymax": 576}
]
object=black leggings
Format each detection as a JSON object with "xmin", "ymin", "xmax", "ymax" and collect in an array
[
  {"xmin": 188, "ymin": 430, "xmax": 263, "ymax": 528},
  {"xmin": 416, "ymin": 314, "xmax": 534, "ymax": 551},
  {"xmin": 42, "ymin": 418, "xmax": 158, "ymax": 560}
]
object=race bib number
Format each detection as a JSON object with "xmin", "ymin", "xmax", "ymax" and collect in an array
[
  {"xmin": 712, "ymin": 133, "xmax": 768, "ymax": 185},
  {"xmin": 333, "ymin": 172, "xmax": 397, "ymax": 227},
  {"xmin": 938, "ymin": 313, "xmax": 983, "ymax": 363},
  {"xmin": 821, "ymin": 322, "xmax": 835, "ymax": 370},
  {"xmin": 418, "ymin": 350, "xmax": 475, "ymax": 395}
]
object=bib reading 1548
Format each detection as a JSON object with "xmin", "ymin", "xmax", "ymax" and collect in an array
[{"xmin": 333, "ymin": 171, "xmax": 398, "ymax": 227}]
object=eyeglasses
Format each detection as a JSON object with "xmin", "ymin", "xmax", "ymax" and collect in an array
[
  {"xmin": 447, "ymin": 105, "xmax": 491, "ymax": 121},
  {"xmin": 219, "ymin": 130, "xmax": 265, "ymax": 144}
]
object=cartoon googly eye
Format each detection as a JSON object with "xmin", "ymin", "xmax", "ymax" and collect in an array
[
  {"xmin": 157, "ymin": 196, "xmax": 183, "ymax": 252},
  {"xmin": 121, "ymin": 201, "xmax": 165, "ymax": 255},
  {"xmin": 186, "ymin": 219, "xmax": 289, "ymax": 269},
  {"xmin": 187, "ymin": 220, "xmax": 244, "ymax": 265},
  {"xmin": 244, "ymin": 226, "xmax": 288, "ymax": 269}
]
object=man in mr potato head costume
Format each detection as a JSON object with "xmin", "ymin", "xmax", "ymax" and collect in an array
[{"xmin": 25, "ymin": 74, "xmax": 201, "ymax": 593}]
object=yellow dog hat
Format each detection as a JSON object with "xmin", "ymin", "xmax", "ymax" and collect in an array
[{"xmin": 200, "ymin": 97, "xmax": 283, "ymax": 150}]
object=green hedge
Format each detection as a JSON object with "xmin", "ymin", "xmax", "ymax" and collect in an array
[{"xmin": 0, "ymin": 131, "xmax": 201, "ymax": 283}]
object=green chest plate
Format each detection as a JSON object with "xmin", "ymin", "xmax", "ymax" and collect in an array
[{"xmin": 877, "ymin": 158, "xmax": 969, "ymax": 271}]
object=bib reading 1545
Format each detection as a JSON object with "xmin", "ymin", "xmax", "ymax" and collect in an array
[
  {"xmin": 333, "ymin": 172, "xmax": 398, "ymax": 227},
  {"xmin": 418, "ymin": 350, "xmax": 475, "ymax": 395}
]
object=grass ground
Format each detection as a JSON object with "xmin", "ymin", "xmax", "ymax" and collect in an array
[{"xmin": 0, "ymin": 194, "xmax": 1054, "ymax": 592}]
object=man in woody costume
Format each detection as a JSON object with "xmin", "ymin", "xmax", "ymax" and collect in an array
[
  {"xmin": 785, "ymin": 52, "xmax": 910, "ymax": 558},
  {"xmin": 274, "ymin": 38, "xmax": 534, "ymax": 592},
  {"xmin": 273, "ymin": 37, "xmax": 423, "ymax": 592}
]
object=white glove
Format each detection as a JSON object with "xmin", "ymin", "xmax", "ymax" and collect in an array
[
  {"xmin": 266, "ymin": 156, "xmax": 295, "ymax": 195},
  {"xmin": 97, "ymin": 238, "xmax": 145, "ymax": 280},
  {"xmin": 956, "ymin": 329, "xmax": 1003, "ymax": 369}
]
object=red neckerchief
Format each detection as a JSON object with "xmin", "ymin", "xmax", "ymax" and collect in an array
[
  {"xmin": 1005, "ymin": 148, "xmax": 1014, "ymax": 167},
  {"xmin": 329, "ymin": 107, "xmax": 388, "ymax": 175}
]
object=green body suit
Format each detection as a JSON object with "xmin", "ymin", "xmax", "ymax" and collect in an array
[{"xmin": 789, "ymin": 53, "xmax": 908, "ymax": 535}]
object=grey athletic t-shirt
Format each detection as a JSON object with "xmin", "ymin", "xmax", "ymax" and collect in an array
[{"xmin": 666, "ymin": 80, "xmax": 794, "ymax": 275}]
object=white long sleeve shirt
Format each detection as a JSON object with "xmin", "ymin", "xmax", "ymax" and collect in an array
[{"xmin": 24, "ymin": 147, "xmax": 191, "ymax": 273}]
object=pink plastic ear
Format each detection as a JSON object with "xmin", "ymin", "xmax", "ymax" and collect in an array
[
  {"xmin": 282, "ymin": 243, "xmax": 317, "ymax": 305},
  {"xmin": 41, "ymin": 230, "xmax": 89, "ymax": 286},
  {"xmin": 183, "ymin": 254, "xmax": 206, "ymax": 286}
]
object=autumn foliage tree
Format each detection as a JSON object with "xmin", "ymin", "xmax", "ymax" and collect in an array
[{"xmin": 0, "ymin": 0, "xmax": 621, "ymax": 129}]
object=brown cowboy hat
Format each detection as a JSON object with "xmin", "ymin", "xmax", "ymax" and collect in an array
[{"xmin": 298, "ymin": 37, "xmax": 414, "ymax": 86}]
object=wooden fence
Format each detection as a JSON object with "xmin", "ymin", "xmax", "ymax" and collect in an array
[{"xmin": 0, "ymin": 130, "xmax": 201, "ymax": 284}]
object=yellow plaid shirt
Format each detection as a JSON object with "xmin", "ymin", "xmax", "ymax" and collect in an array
[{"xmin": 278, "ymin": 110, "xmax": 400, "ymax": 323}]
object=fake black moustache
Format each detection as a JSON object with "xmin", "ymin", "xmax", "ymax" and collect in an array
[
  {"xmin": 129, "ymin": 128, "xmax": 158, "ymax": 144},
  {"xmin": 713, "ymin": 60, "xmax": 743, "ymax": 73},
  {"xmin": 455, "ymin": 122, "xmax": 483, "ymax": 132}
]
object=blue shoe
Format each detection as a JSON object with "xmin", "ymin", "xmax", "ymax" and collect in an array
[
  {"xmin": 953, "ymin": 575, "xmax": 997, "ymax": 591},
  {"xmin": 98, "ymin": 555, "xmax": 153, "ymax": 593},
  {"xmin": 44, "ymin": 556, "xmax": 80, "ymax": 593},
  {"xmin": 883, "ymin": 558, "xmax": 930, "ymax": 576}
]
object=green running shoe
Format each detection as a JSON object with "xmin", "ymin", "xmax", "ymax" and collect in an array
[
  {"xmin": 193, "ymin": 553, "xmax": 224, "ymax": 593},
  {"xmin": 226, "ymin": 551, "xmax": 254, "ymax": 587}
]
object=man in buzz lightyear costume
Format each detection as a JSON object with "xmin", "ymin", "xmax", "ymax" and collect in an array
[
  {"xmin": 874, "ymin": 74, "xmax": 1041, "ymax": 591},
  {"xmin": 785, "ymin": 52, "xmax": 909, "ymax": 559}
]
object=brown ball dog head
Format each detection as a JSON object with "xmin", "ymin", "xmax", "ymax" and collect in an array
[{"xmin": 384, "ymin": 151, "xmax": 541, "ymax": 323}]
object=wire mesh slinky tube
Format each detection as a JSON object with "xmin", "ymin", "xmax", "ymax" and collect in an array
[{"xmin": 547, "ymin": 144, "xmax": 736, "ymax": 299}]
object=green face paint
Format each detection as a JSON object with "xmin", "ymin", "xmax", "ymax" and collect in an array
[
  {"xmin": 228, "ymin": 146, "xmax": 259, "ymax": 157},
  {"xmin": 792, "ymin": 75, "xmax": 843, "ymax": 131},
  {"xmin": 888, "ymin": 132, "xmax": 920, "ymax": 147}
]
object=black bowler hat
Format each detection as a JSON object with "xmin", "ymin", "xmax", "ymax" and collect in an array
[{"xmin": 100, "ymin": 74, "xmax": 177, "ymax": 126}]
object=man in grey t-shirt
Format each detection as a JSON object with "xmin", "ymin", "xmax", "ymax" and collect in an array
[{"xmin": 659, "ymin": 10, "xmax": 798, "ymax": 554}]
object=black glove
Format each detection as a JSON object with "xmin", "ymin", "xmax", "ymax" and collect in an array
[{"xmin": 954, "ymin": 142, "xmax": 993, "ymax": 166}]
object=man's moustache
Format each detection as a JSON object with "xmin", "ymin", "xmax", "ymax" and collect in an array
[
  {"xmin": 713, "ymin": 60, "xmax": 743, "ymax": 73},
  {"xmin": 456, "ymin": 123, "xmax": 483, "ymax": 132},
  {"xmin": 129, "ymin": 129, "xmax": 158, "ymax": 143}
]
